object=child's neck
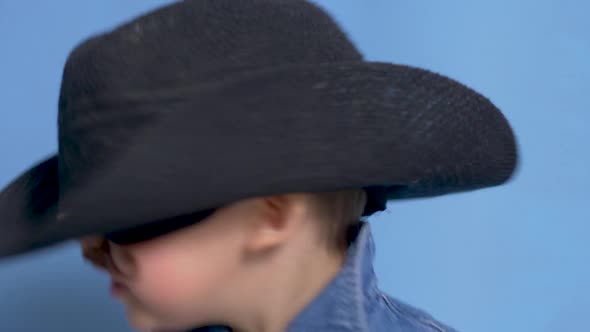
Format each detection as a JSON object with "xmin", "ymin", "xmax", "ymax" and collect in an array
[{"xmin": 222, "ymin": 236, "xmax": 347, "ymax": 332}]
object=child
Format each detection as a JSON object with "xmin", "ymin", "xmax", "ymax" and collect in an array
[
  {"xmin": 0, "ymin": 0, "xmax": 518, "ymax": 331},
  {"xmin": 83, "ymin": 189, "xmax": 446, "ymax": 332}
]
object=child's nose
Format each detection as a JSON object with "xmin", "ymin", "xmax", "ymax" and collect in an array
[
  {"xmin": 80, "ymin": 236, "xmax": 109, "ymax": 272},
  {"xmin": 107, "ymin": 241, "xmax": 136, "ymax": 278}
]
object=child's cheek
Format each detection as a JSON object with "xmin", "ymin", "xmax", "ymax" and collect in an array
[
  {"xmin": 133, "ymin": 253, "xmax": 202, "ymax": 305},
  {"xmin": 136, "ymin": 255, "xmax": 181, "ymax": 292},
  {"xmin": 126, "ymin": 239, "xmax": 233, "ymax": 314},
  {"xmin": 128, "ymin": 260, "xmax": 219, "ymax": 328}
]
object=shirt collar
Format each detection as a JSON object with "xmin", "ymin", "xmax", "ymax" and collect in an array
[{"xmin": 285, "ymin": 221, "xmax": 378, "ymax": 332}]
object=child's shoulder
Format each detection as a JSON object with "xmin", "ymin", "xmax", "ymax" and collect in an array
[{"xmin": 371, "ymin": 290, "xmax": 460, "ymax": 332}]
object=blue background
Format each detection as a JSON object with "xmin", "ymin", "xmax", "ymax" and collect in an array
[{"xmin": 0, "ymin": 1, "xmax": 588, "ymax": 331}]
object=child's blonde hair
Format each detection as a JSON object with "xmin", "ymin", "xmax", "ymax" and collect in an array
[{"xmin": 306, "ymin": 188, "xmax": 368, "ymax": 253}]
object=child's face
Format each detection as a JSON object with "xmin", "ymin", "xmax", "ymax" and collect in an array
[{"xmin": 84, "ymin": 198, "xmax": 264, "ymax": 331}]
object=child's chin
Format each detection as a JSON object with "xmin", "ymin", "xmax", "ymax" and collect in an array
[
  {"xmin": 125, "ymin": 308, "xmax": 187, "ymax": 332},
  {"xmin": 124, "ymin": 304, "xmax": 158, "ymax": 331}
]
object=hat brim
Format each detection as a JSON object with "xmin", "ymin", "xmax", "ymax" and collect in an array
[
  {"xmin": 0, "ymin": 155, "xmax": 61, "ymax": 258},
  {"xmin": 0, "ymin": 61, "xmax": 518, "ymax": 259}
]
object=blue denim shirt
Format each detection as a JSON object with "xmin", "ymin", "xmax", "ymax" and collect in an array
[{"xmin": 192, "ymin": 222, "xmax": 458, "ymax": 332}]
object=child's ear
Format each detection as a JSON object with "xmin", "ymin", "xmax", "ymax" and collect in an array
[{"xmin": 244, "ymin": 194, "xmax": 303, "ymax": 252}]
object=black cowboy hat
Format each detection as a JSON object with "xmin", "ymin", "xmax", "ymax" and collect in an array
[{"xmin": 0, "ymin": 0, "xmax": 518, "ymax": 259}]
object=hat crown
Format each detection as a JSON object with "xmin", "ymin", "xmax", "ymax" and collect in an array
[
  {"xmin": 59, "ymin": 0, "xmax": 362, "ymax": 103},
  {"xmin": 56, "ymin": 0, "xmax": 362, "ymax": 192}
]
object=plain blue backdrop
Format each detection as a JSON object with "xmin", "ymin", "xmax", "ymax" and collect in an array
[{"xmin": 0, "ymin": 1, "xmax": 588, "ymax": 331}]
